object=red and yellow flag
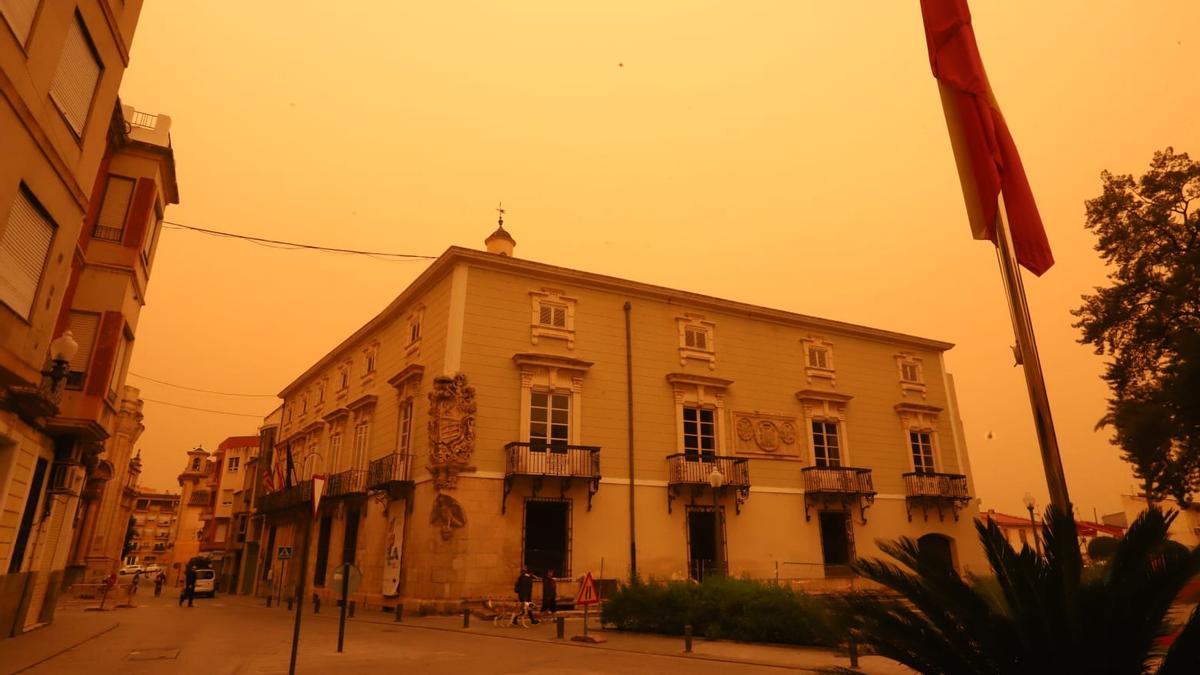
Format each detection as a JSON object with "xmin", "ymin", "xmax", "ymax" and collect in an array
[{"xmin": 920, "ymin": 0, "xmax": 1054, "ymax": 275}]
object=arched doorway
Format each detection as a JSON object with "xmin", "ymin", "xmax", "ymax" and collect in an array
[{"xmin": 917, "ymin": 533, "xmax": 955, "ymax": 571}]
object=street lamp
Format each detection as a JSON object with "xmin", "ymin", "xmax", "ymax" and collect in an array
[
  {"xmin": 44, "ymin": 331, "xmax": 78, "ymax": 391},
  {"xmin": 708, "ymin": 466, "xmax": 724, "ymax": 579},
  {"xmin": 1022, "ymin": 492, "xmax": 1043, "ymax": 556}
]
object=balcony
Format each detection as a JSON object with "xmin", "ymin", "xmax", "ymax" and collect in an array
[
  {"xmin": 367, "ymin": 452, "xmax": 413, "ymax": 490},
  {"xmin": 256, "ymin": 480, "xmax": 313, "ymax": 513},
  {"xmin": 903, "ymin": 471, "xmax": 971, "ymax": 521},
  {"xmin": 801, "ymin": 466, "xmax": 876, "ymax": 523},
  {"xmin": 502, "ymin": 442, "xmax": 601, "ymax": 512},
  {"xmin": 326, "ymin": 469, "xmax": 368, "ymax": 499},
  {"xmin": 666, "ymin": 454, "xmax": 750, "ymax": 514}
]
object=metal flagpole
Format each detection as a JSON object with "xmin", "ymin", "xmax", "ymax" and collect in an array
[{"xmin": 992, "ymin": 201, "xmax": 1072, "ymax": 514}]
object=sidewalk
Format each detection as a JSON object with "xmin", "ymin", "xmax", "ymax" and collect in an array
[
  {"xmin": 0, "ymin": 605, "xmax": 119, "ymax": 675},
  {"xmin": 241, "ymin": 596, "xmax": 911, "ymax": 674}
]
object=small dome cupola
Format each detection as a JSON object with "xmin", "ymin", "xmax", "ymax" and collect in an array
[{"xmin": 484, "ymin": 203, "xmax": 516, "ymax": 256}]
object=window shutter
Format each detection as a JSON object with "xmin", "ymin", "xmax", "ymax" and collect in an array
[
  {"xmin": 0, "ymin": 0, "xmax": 39, "ymax": 44},
  {"xmin": 0, "ymin": 188, "xmax": 55, "ymax": 318},
  {"xmin": 49, "ymin": 16, "xmax": 102, "ymax": 136},
  {"xmin": 539, "ymin": 304, "xmax": 552, "ymax": 325},
  {"xmin": 552, "ymin": 306, "xmax": 566, "ymax": 327},
  {"xmin": 94, "ymin": 176, "xmax": 135, "ymax": 241},
  {"xmin": 67, "ymin": 311, "xmax": 99, "ymax": 372}
]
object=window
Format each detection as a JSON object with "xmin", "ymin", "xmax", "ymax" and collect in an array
[
  {"xmin": 65, "ymin": 311, "xmax": 99, "ymax": 389},
  {"xmin": 812, "ymin": 421, "xmax": 841, "ymax": 467},
  {"xmin": 365, "ymin": 350, "xmax": 376, "ymax": 374},
  {"xmin": 684, "ymin": 326, "xmax": 708, "ymax": 351},
  {"xmin": 398, "ymin": 399, "xmax": 413, "ymax": 453},
  {"xmin": 800, "ymin": 337, "xmax": 836, "ymax": 384},
  {"xmin": 142, "ymin": 201, "xmax": 162, "ymax": 262},
  {"xmin": 409, "ymin": 318, "xmax": 421, "ymax": 344},
  {"xmin": 107, "ymin": 331, "xmax": 130, "ymax": 400},
  {"xmin": 0, "ymin": 0, "xmax": 39, "ymax": 45},
  {"xmin": 901, "ymin": 363, "xmax": 921, "ymax": 383},
  {"xmin": 301, "ymin": 395, "xmax": 308, "ymax": 413},
  {"xmin": 530, "ymin": 391, "xmax": 569, "ymax": 450},
  {"xmin": 896, "ymin": 354, "xmax": 927, "ymax": 397},
  {"xmin": 93, "ymin": 176, "xmax": 134, "ymax": 242},
  {"xmin": 538, "ymin": 302, "xmax": 567, "ymax": 328},
  {"xmin": 683, "ymin": 406, "xmax": 716, "ymax": 461},
  {"xmin": 328, "ymin": 432, "xmax": 343, "ymax": 473},
  {"xmin": 220, "ymin": 490, "xmax": 234, "ymax": 508},
  {"xmin": 317, "ymin": 380, "xmax": 326, "ymax": 403},
  {"xmin": 190, "ymin": 457, "xmax": 201, "ymax": 471},
  {"xmin": 910, "ymin": 431, "xmax": 935, "ymax": 473},
  {"xmin": 49, "ymin": 13, "xmax": 102, "ymax": 136},
  {"xmin": 339, "ymin": 364, "xmax": 350, "ymax": 390},
  {"xmin": 808, "ymin": 346, "xmax": 829, "ymax": 370},
  {"xmin": 0, "ymin": 185, "xmax": 56, "ymax": 319},
  {"xmin": 352, "ymin": 422, "xmax": 369, "ymax": 469},
  {"xmin": 227, "ymin": 457, "xmax": 240, "ymax": 473},
  {"xmin": 676, "ymin": 316, "xmax": 716, "ymax": 368}
]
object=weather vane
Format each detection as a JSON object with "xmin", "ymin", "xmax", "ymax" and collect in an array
[{"xmin": 496, "ymin": 201, "xmax": 505, "ymax": 227}]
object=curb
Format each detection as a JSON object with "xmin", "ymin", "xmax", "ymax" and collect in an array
[
  {"xmin": 10, "ymin": 621, "xmax": 119, "ymax": 674},
  {"xmin": 251, "ymin": 602, "xmax": 828, "ymax": 673}
]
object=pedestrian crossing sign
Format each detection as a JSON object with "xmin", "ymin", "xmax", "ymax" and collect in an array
[
  {"xmin": 278, "ymin": 546, "xmax": 292, "ymax": 560},
  {"xmin": 574, "ymin": 572, "xmax": 600, "ymax": 606}
]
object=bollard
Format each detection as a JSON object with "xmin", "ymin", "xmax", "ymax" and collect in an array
[
  {"xmin": 556, "ymin": 615, "xmax": 565, "ymax": 639},
  {"xmin": 287, "ymin": 596, "xmax": 294, "ymax": 611},
  {"xmin": 684, "ymin": 624, "xmax": 693, "ymax": 653},
  {"xmin": 848, "ymin": 633, "xmax": 860, "ymax": 669},
  {"xmin": 394, "ymin": 603, "xmax": 403, "ymax": 622},
  {"xmin": 313, "ymin": 593, "xmax": 321, "ymax": 614},
  {"xmin": 349, "ymin": 601, "xmax": 356, "ymax": 618},
  {"xmin": 462, "ymin": 608, "xmax": 471, "ymax": 628}
]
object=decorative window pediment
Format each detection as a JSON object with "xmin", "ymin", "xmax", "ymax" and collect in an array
[
  {"xmin": 896, "ymin": 353, "xmax": 927, "ymax": 398},
  {"xmin": 362, "ymin": 341, "xmax": 380, "ymax": 379},
  {"xmin": 666, "ymin": 373, "xmax": 731, "ymax": 455},
  {"xmin": 530, "ymin": 288, "xmax": 577, "ymax": 348},
  {"xmin": 895, "ymin": 402, "xmax": 943, "ymax": 473},
  {"xmin": 676, "ymin": 314, "xmax": 716, "ymax": 369},
  {"xmin": 406, "ymin": 305, "xmax": 424, "ymax": 356},
  {"xmin": 388, "ymin": 364, "xmax": 425, "ymax": 395},
  {"xmin": 800, "ymin": 336, "xmax": 836, "ymax": 385}
]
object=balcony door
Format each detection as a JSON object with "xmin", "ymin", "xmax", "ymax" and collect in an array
[
  {"xmin": 523, "ymin": 499, "xmax": 570, "ymax": 577},
  {"xmin": 687, "ymin": 506, "xmax": 725, "ymax": 581},
  {"xmin": 818, "ymin": 511, "xmax": 854, "ymax": 577},
  {"xmin": 530, "ymin": 391, "xmax": 569, "ymax": 452}
]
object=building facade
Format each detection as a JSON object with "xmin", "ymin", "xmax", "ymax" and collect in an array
[
  {"xmin": 254, "ymin": 225, "xmax": 985, "ymax": 610},
  {"xmin": 0, "ymin": 0, "xmax": 177, "ymax": 636},
  {"xmin": 168, "ymin": 445, "xmax": 210, "ymax": 585},
  {"xmin": 124, "ymin": 487, "xmax": 179, "ymax": 567}
]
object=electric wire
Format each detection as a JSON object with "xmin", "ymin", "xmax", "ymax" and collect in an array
[
  {"xmin": 140, "ymin": 398, "xmax": 271, "ymax": 418},
  {"xmin": 161, "ymin": 220, "xmax": 438, "ymax": 260},
  {"xmin": 127, "ymin": 371, "xmax": 278, "ymax": 397}
]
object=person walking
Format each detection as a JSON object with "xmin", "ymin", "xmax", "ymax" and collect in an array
[
  {"xmin": 540, "ymin": 569, "xmax": 557, "ymax": 614},
  {"xmin": 513, "ymin": 567, "xmax": 535, "ymax": 625},
  {"xmin": 179, "ymin": 566, "xmax": 196, "ymax": 608},
  {"xmin": 154, "ymin": 571, "xmax": 166, "ymax": 597}
]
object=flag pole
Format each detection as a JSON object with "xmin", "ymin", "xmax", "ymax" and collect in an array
[{"xmin": 992, "ymin": 199, "xmax": 1072, "ymax": 514}]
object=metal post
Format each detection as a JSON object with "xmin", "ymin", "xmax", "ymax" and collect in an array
[
  {"xmin": 337, "ymin": 565, "xmax": 349, "ymax": 653},
  {"xmin": 348, "ymin": 600, "xmax": 356, "ymax": 618},
  {"xmin": 556, "ymin": 615, "xmax": 565, "ymax": 639},
  {"xmin": 992, "ymin": 207, "xmax": 1072, "ymax": 513},
  {"xmin": 684, "ymin": 624, "xmax": 693, "ymax": 653},
  {"xmin": 394, "ymin": 603, "xmax": 403, "ymax": 622},
  {"xmin": 583, "ymin": 603, "xmax": 589, "ymax": 639},
  {"xmin": 462, "ymin": 608, "xmax": 471, "ymax": 628},
  {"xmin": 624, "ymin": 301, "xmax": 638, "ymax": 581},
  {"xmin": 288, "ymin": 512, "xmax": 313, "ymax": 675},
  {"xmin": 313, "ymin": 593, "xmax": 320, "ymax": 614},
  {"xmin": 849, "ymin": 633, "xmax": 860, "ymax": 669}
]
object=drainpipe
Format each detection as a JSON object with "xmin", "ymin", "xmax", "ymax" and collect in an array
[{"xmin": 624, "ymin": 301, "xmax": 638, "ymax": 581}]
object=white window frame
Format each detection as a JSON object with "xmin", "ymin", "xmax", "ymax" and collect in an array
[
  {"xmin": 795, "ymin": 390, "xmax": 853, "ymax": 467},
  {"xmin": 681, "ymin": 404, "xmax": 717, "ymax": 461},
  {"xmin": 228, "ymin": 456, "xmax": 240, "ymax": 472},
  {"xmin": 352, "ymin": 421, "xmax": 370, "ymax": 470},
  {"xmin": 327, "ymin": 429, "xmax": 343, "ymax": 474},
  {"xmin": 800, "ymin": 336, "xmax": 836, "ymax": 385},
  {"xmin": 529, "ymin": 289, "xmax": 577, "ymax": 349},
  {"xmin": 398, "ymin": 398, "xmax": 413, "ymax": 454},
  {"xmin": 896, "ymin": 353, "xmax": 927, "ymax": 397},
  {"xmin": 895, "ymin": 402, "xmax": 944, "ymax": 474},
  {"xmin": 362, "ymin": 342, "xmax": 379, "ymax": 377},
  {"xmin": 93, "ymin": 175, "xmax": 135, "ymax": 242},
  {"xmin": 909, "ymin": 430, "xmax": 936, "ymax": 474},
  {"xmin": 810, "ymin": 420, "xmax": 842, "ymax": 468},
  {"xmin": 667, "ymin": 373, "xmax": 732, "ymax": 457},
  {"xmin": 405, "ymin": 305, "xmax": 425, "ymax": 356},
  {"xmin": 515, "ymin": 354, "xmax": 590, "ymax": 447},
  {"xmin": 529, "ymin": 389, "xmax": 571, "ymax": 450},
  {"xmin": 676, "ymin": 315, "xmax": 716, "ymax": 369}
]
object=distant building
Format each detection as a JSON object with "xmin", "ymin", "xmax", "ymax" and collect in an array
[
  {"xmin": 977, "ymin": 509, "xmax": 1125, "ymax": 563},
  {"xmin": 124, "ymin": 488, "xmax": 180, "ymax": 568},
  {"xmin": 254, "ymin": 222, "xmax": 987, "ymax": 609},
  {"xmin": 0, "ymin": 1, "xmax": 178, "ymax": 636},
  {"xmin": 1116, "ymin": 495, "xmax": 1200, "ymax": 549}
]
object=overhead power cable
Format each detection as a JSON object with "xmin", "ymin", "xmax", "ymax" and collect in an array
[
  {"xmin": 161, "ymin": 220, "xmax": 438, "ymax": 260},
  {"xmin": 141, "ymin": 398, "xmax": 270, "ymax": 418},
  {"xmin": 127, "ymin": 371, "xmax": 278, "ymax": 398}
]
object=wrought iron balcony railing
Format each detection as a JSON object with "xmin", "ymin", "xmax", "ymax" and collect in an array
[
  {"xmin": 502, "ymin": 442, "xmax": 601, "ymax": 512},
  {"xmin": 256, "ymin": 480, "xmax": 313, "ymax": 513},
  {"xmin": 367, "ymin": 452, "xmax": 413, "ymax": 489},
  {"xmin": 665, "ymin": 453, "xmax": 751, "ymax": 514},
  {"xmin": 801, "ymin": 466, "xmax": 876, "ymax": 523},
  {"xmin": 902, "ymin": 471, "xmax": 971, "ymax": 521},
  {"xmin": 326, "ymin": 469, "xmax": 367, "ymax": 498}
]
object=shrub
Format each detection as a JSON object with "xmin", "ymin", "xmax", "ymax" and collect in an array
[{"xmin": 601, "ymin": 576, "xmax": 842, "ymax": 647}]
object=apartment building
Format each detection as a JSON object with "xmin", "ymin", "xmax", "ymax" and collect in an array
[
  {"xmin": 169, "ymin": 445, "xmax": 211, "ymax": 584},
  {"xmin": 255, "ymin": 222, "xmax": 985, "ymax": 609},
  {"xmin": 124, "ymin": 487, "xmax": 179, "ymax": 567},
  {"xmin": 1, "ymin": 0, "xmax": 177, "ymax": 636}
]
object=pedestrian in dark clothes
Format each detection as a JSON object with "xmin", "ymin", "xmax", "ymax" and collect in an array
[
  {"xmin": 541, "ymin": 569, "xmax": 557, "ymax": 614},
  {"xmin": 514, "ymin": 567, "xmax": 534, "ymax": 603},
  {"xmin": 179, "ymin": 566, "xmax": 196, "ymax": 607}
]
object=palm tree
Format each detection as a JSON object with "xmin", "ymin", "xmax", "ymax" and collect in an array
[{"xmin": 842, "ymin": 508, "xmax": 1200, "ymax": 674}]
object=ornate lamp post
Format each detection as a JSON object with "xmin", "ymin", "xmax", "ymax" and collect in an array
[
  {"xmin": 708, "ymin": 466, "xmax": 724, "ymax": 578},
  {"xmin": 46, "ymin": 331, "xmax": 79, "ymax": 391},
  {"xmin": 1023, "ymin": 492, "xmax": 1042, "ymax": 556}
]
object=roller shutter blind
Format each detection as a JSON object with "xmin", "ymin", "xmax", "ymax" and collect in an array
[
  {"xmin": 67, "ymin": 311, "xmax": 99, "ymax": 386},
  {"xmin": 49, "ymin": 14, "xmax": 102, "ymax": 136},
  {"xmin": 94, "ymin": 176, "xmax": 134, "ymax": 241},
  {"xmin": 0, "ymin": 187, "xmax": 55, "ymax": 318},
  {"xmin": 0, "ymin": 0, "xmax": 39, "ymax": 45}
]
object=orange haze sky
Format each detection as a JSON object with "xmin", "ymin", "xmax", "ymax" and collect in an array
[{"xmin": 117, "ymin": 1, "xmax": 1199, "ymax": 519}]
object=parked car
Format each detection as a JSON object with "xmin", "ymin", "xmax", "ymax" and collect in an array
[
  {"xmin": 142, "ymin": 564, "xmax": 163, "ymax": 575},
  {"xmin": 193, "ymin": 569, "xmax": 216, "ymax": 598},
  {"xmin": 117, "ymin": 565, "xmax": 143, "ymax": 579}
]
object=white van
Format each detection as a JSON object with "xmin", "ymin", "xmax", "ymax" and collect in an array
[{"xmin": 193, "ymin": 569, "xmax": 216, "ymax": 598}]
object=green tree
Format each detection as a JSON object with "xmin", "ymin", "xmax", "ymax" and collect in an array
[
  {"xmin": 1073, "ymin": 148, "xmax": 1200, "ymax": 503},
  {"xmin": 121, "ymin": 516, "xmax": 137, "ymax": 558},
  {"xmin": 842, "ymin": 509, "xmax": 1200, "ymax": 674}
]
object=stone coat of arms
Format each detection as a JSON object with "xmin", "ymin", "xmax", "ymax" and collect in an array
[{"xmin": 427, "ymin": 373, "xmax": 477, "ymax": 489}]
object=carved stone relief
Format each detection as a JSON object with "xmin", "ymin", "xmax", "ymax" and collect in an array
[
  {"xmin": 732, "ymin": 411, "xmax": 801, "ymax": 457},
  {"xmin": 427, "ymin": 373, "xmax": 477, "ymax": 490},
  {"xmin": 430, "ymin": 493, "xmax": 467, "ymax": 540}
]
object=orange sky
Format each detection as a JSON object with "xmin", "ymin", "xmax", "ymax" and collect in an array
[{"xmin": 116, "ymin": 1, "xmax": 1199, "ymax": 519}]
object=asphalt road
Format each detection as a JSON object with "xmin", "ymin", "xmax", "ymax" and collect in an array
[{"xmin": 28, "ymin": 593, "xmax": 795, "ymax": 675}]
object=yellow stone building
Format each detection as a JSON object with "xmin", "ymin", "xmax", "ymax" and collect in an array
[{"xmin": 255, "ymin": 223, "xmax": 984, "ymax": 609}]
